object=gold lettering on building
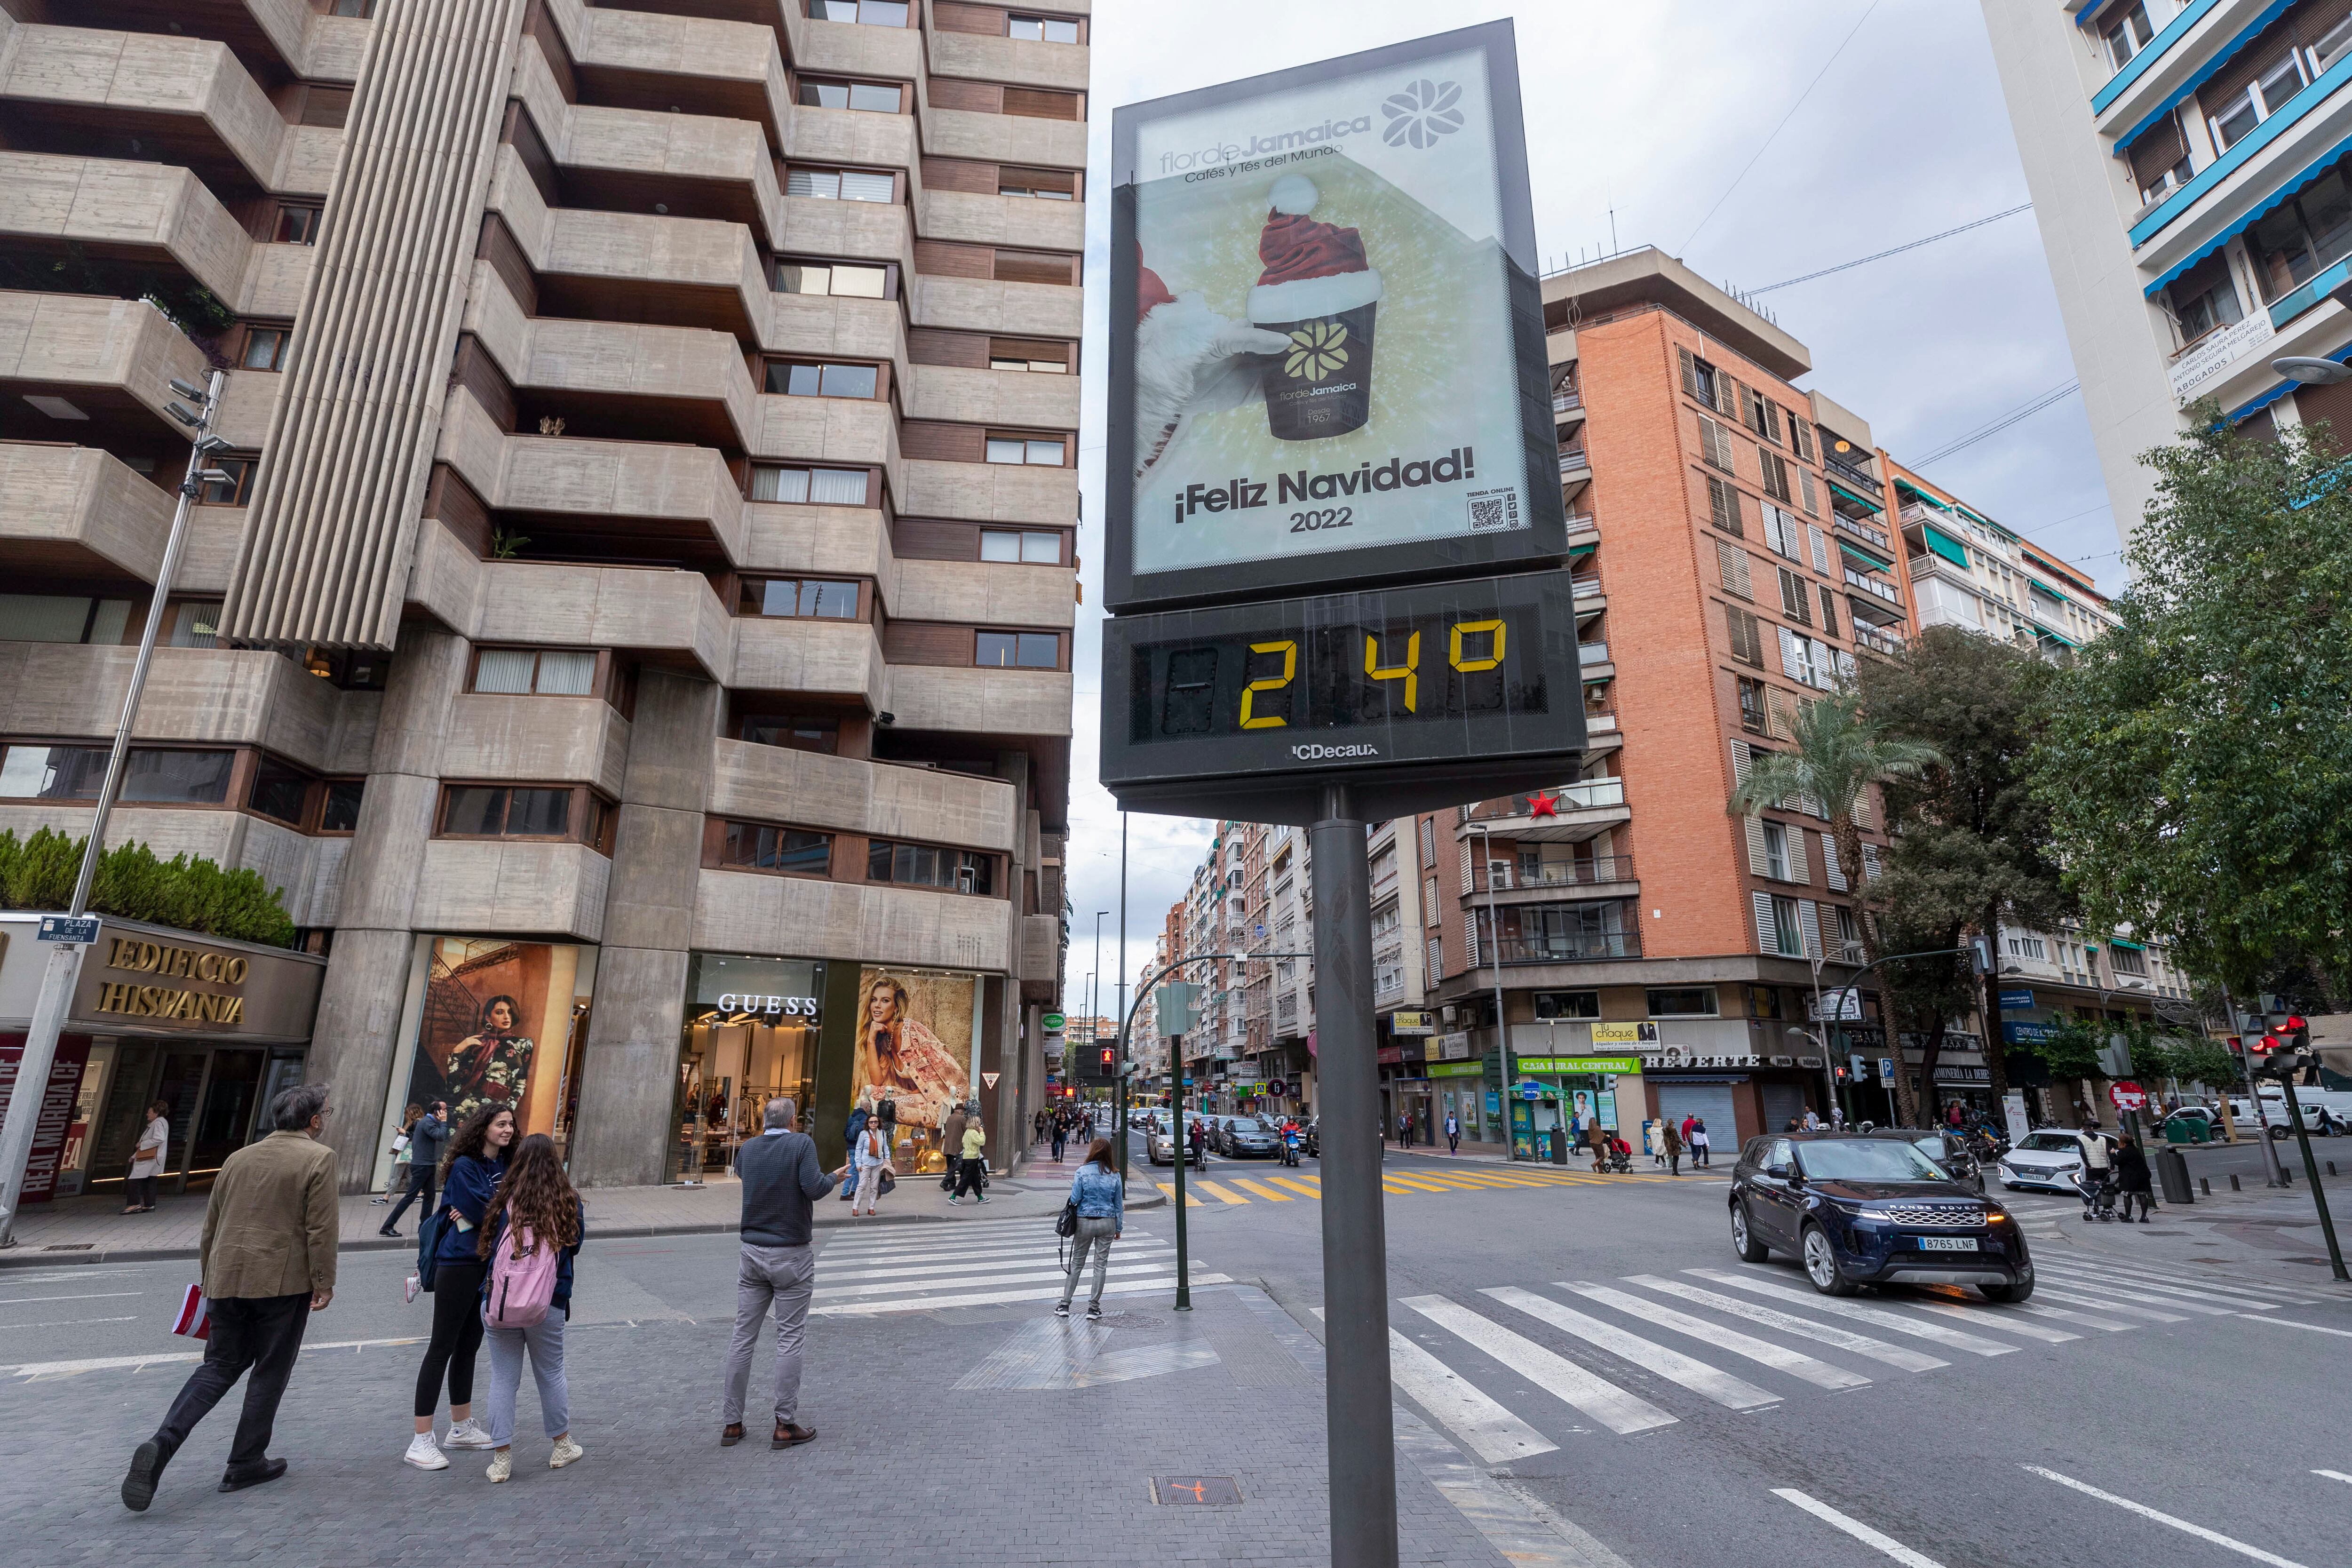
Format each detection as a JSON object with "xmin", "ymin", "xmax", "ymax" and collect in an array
[{"xmin": 93, "ymin": 938, "xmax": 249, "ymax": 1026}]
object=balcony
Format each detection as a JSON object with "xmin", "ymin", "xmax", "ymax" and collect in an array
[
  {"xmin": 1577, "ymin": 639, "xmax": 1610, "ymax": 667},
  {"xmin": 1489, "ymin": 931, "xmax": 1644, "ymax": 965},
  {"xmin": 1851, "ymin": 624, "xmax": 1906, "ymax": 660},
  {"xmin": 1472, "ymin": 853, "xmax": 1635, "ymax": 894},
  {"xmin": 1843, "ymin": 567, "xmax": 1901, "ymax": 608},
  {"xmin": 1462, "ymin": 778, "xmax": 1629, "ymax": 843},
  {"xmin": 1570, "ymin": 572, "xmax": 1604, "ymax": 601},
  {"xmin": 1823, "ymin": 454, "xmax": 1881, "ymax": 497},
  {"xmin": 1565, "ymin": 510, "xmax": 1597, "ymax": 542},
  {"xmin": 1558, "ymin": 445, "xmax": 1590, "ymax": 501},
  {"xmin": 0, "ymin": 443, "xmax": 174, "ymax": 582},
  {"xmin": 1831, "ymin": 511, "xmax": 1892, "ymax": 554}
]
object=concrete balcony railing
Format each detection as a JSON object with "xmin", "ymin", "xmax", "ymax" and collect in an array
[
  {"xmin": 891, "ymin": 558, "xmax": 1075, "ymax": 629},
  {"xmin": 919, "ymin": 104, "xmax": 1087, "ymax": 170},
  {"xmin": 730, "ymin": 615, "xmax": 888, "ymax": 707},
  {"xmin": 755, "ymin": 389, "xmax": 897, "ymax": 471},
  {"xmin": 541, "ymin": 0, "xmax": 791, "ymax": 149},
  {"xmin": 913, "ymin": 187, "xmax": 1086, "ymax": 251},
  {"xmin": 907, "ymin": 271, "xmax": 1083, "ymax": 340},
  {"xmin": 413, "ymin": 839, "xmax": 613, "ymax": 943},
  {"xmin": 438, "ymin": 692, "xmax": 632, "ymax": 798},
  {"xmin": 472, "ymin": 560, "xmax": 734, "ymax": 677},
  {"xmin": 1020, "ymin": 911, "xmax": 1061, "ymax": 994},
  {"xmin": 693, "ymin": 866, "xmax": 1011, "ymax": 972},
  {"xmin": 0, "ymin": 153, "xmax": 253, "ymax": 307},
  {"xmin": 0, "ymin": 292, "xmax": 210, "ymax": 437},
  {"xmin": 0, "ymin": 442, "xmax": 175, "ymax": 582},
  {"xmin": 886, "ymin": 664, "xmax": 1074, "ymax": 738},
  {"xmin": 0, "ymin": 641, "xmax": 357, "ymax": 770},
  {"xmin": 925, "ymin": 27, "xmax": 1089, "ymax": 94},
  {"xmin": 777, "ymin": 184, "xmax": 914, "ymax": 267},
  {"xmin": 898, "ymin": 454, "xmax": 1077, "ymax": 527},
  {"xmin": 706, "ymin": 736, "xmax": 1017, "ymax": 848},
  {"xmin": 899, "ymin": 361, "xmax": 1081, "ymax": 429},
  {"xmin": 793, "ymin": 8, "xmax": 925, "ymax": 82}
]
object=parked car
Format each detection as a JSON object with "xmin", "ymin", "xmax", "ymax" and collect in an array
[
  {"xmin": 1731, "ymin": 1132, "xmax": 2034, "ymax": 1300},
  {"xmin": 1212, "ymin": 1115, "xmax": 1279, "ymax": 1158},
  {"xmin": 1996, "ymin": 1129, "xmax": 2094, "ymax": 1193}
]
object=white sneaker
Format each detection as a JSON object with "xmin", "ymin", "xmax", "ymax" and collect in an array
[
  {"xmin": 442, "ymin": 1418, "xmax": 495, "ymax": 1450},
  {"xmin": 549, "ymin": 1436, "xmax": 586, "ymax": 1469},
  {"xmin": 403, "ymin": 1433, "xmax": 449, "ymax": 1471},
  {"xmin": 486, "ymin": 1449, "xmax": 512, "ymax": 1484}
]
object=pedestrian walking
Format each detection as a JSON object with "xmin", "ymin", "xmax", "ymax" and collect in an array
[
  {"xmin": 1445, "ymin": 1111, "xmax": 1460, "ymax": 1154},
  {"xmin": 720, "ymin": 1097, "xmax": 835, "ymax": 1449},
  {"xmin": 405, "ymin": 1103, "xmax": 515, "ymax": 1470},
  {"xmin": 2113, "ymin": 1134, "xmax": 2156, "ymax": 1223},
  {"xmin": 381, "ymin": 1100, "xmax": 448, "ymax": 1237},
  {"xmin": 848, "ymin": 1117, "xmax": 890, "ymax": 1217},
  {"xmin": 1188, "ymin": 1116, "xmax": 1208, "ymax": 1170},
  {"xmin": 476, "ymin": 1133, "xmax": 586, "ymax": 1482},
  {"xmin": 1053, "ymin": 1137, "xmax": 1123, "ymax": 1321},
  {"xmin": 1397, "ymin": 1111, "xmax": 1414, "ymax": 1150},
  {"xmin": 940, "ymin": 1099, "xmax": 969, "ymax": 1191},
  {"xmin": 1050, "ymin": 1112, "xmax": 1067, "ymax": 1162},
  {"xmin": 120, "ymin": 1083, "xmax": 336, "ymax": 1511},
  {"xmin": 2075, "ymin": 1124, "xmax": 2115, "ymax": 1219},
  {"xmin": 1689, "ymin": 1118, "xmax": 1711, "ymax": 1167},
  {"xmin": 123, "ymin": 1098, "xmax": 170, "ymax": 1213},
  {"xmin": 1661, "ymin": 1117, "xmax": 1684, "ymax": 1176},
  {"xmin": 951, "ymin": 1110, "xmax": 989, "ymax": 1204},
  {"xmin": 875, "ymin": 1094, "xmax": 898, "ymax": 1160},
  {"xmin": 374, "ymin": 1103, "xmax": 424, "ymax": 1207}
]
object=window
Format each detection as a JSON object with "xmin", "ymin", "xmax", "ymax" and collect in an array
[
  {"xmin": 766, "ymin": 361, "xmax": 880, "ymax": 398},
  {"xmin": 1725, "ymin": 604, "xmax": 1764, "ymax": 668},
  {"xmin": 1760, "ymin": 449, "xmax": 1793, "ymax": 504},
  {"xmin": 1835, "ymin": 904, "xmax": 1863, "ymax": 962},
  {"xmin": 1762, "ymin": 821, "xmax": 1791, "ymax": 881},
  {"xmin": 986, "ymin": 434, "xmax": 1067, "ymax": 465},
  {"xmin": 1769, "ymin": 896, "xmax": 1803, "ymax": 957},
  {"xmin": 472, "ymin": 647, "xmax": 597, "ymax": 695},
  {"xmin": 1646, "ymin": 987, "xmax": 1720, "ymax": 1018},
  {"xmin": 1680, "ymin": 349, "xmax": 1720, "ymax": 406},
  {"xmin": 749, "ymin": 465, "xmax": 870, "ymax": 505},
  {"xmin": 798, "ymin": 79, "xmax": 903, "ymax": 113},
  {"xmin": 785, "ymin": 167, "xmax": 896, "ymax": 202},
  {"xmin": 741, "ymin": 716, "xmax": 839, "ymax": 755},
  {"xmin": 1532, "ymin": 990, "xmax": 1600, "ymax": 1019},
  {"xmin": 989, "ymin": 337, "xmax": 1069, "ymax": 372},
  {"xmin": 1778, "ymin": 566, "xmax": 1812, "ymax": 625},
  {"xmin": 2110, "ymin": 944, "xmax": 2147, "ymax": 976},
  {"xmin": 2320, "ymin": 13, "xmax": 2352, "ymax": 74},
  {"xmin": 319, "ymin": 779, "xmax": 365, "ymax": 833},
  {"xmin": 1707, "ymin": 474, "xmax": 1743, "ymax": 536},
  {"xmin": 811, "ymin": 0, "xmax": 908, "ymax": 22},
  {"xmin": 980, "ymin": 529, "xmax": 1064, "ymax": 564},
  {"xmin": 2211, "ymin": 51, "xmax": 2306, "ymax": 151},
  {"xmin": 775, "ymin": 259, "xmax": 890, "ymax": 298},
  {"xmin": 199, "ymin": 458, "xmax": 257, "ymax": 506},
  {"xmin": 1747, "ymin": 985, "xmax": 1785, "ymax": 1020},
  {"xmin": 2006, "ymin": 933, "xmax": 2047, "ymax": 960},
  {"xmin": 976, "ymin": 630, "xmax": 1060, "ymax": 668},
  {"xmin": 331, "ymin": 0, "xmax": 376, "ymax": 15},
  {"xmin": 1697, "ymin": 415, "xmax": 1736, "ymax": 474},
  {"xmin": 2167, "ymin": 251, "xmax": 2245, "ymax": 342},
  {"xmin": 1737, "ymin": 676, "xmax": 1769, "ymax": 734},
  {"xmin": 1816, "ymin": 585, "xmax": 1840, "ymax": 637},
  {"xmin": 439, "ymin": 785, "xmax": 575, "ymax": 839},
  {"xmin": 868, "ymin": 839, "xmax": 996, "ymax": 894},
  {"xmin": 2104, "ymin": 2, "xmax": 2154, "ymax": 71},
  {"xmin": 1009, "ymin": 13, "xmax": 1081, "ymax": 42},
  {"xmin": 998, "ymin": 167, "xmax": 1076, "ymax": 199},
  {"xmin": 721, "ymin": 820, "xmax": 835, "ymax": 875},
  {"xmin": 274, "ymin": 205, "xmax": 322, "ymax": 245},
  {"xmin": 741, "ymin": 579, "xmax": 861, "ymax": 619},
  {"xmin": 1743, "ymin": 386, "xmax": 1781, "ymax": 444},
  {"xmin": 0, "ymin": 744, "xmax": 234, "ymax": 804},
  {"xmin": 244, "ymin": 759, "xmax": 310, "ymax": 826},
  {"xmin": 1761, "ymin": 503, "xmax": 1802, "ymax": 561},
  {"xmin": 241, "ymin": 327, "xmax": 289, "ymax": 371}
]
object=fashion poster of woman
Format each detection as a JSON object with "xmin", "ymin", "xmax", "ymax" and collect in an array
[
  {"xmin": 850, "ymin": 970, "xmax": 975, "ymax": 1161},
  {"xmin": 399, "ymin": 939, "xmax": 587, "ymax": 1137}
]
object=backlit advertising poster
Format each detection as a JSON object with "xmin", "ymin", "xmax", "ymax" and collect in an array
[
  {"xmin": 851, "ymin": 968, "xmax": 979, "ymax": 1171},
  {"xmin": 392, "ymin": 938, "xmax": 596, "ymax": 1144},
  {"xmin": 1108, "ymin": 22, "xmax": 1563, "ymax": 607}
]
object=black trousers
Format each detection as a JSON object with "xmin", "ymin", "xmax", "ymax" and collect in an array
[
  {"xmin": 152, "ymin": 1293, "xmax": 311, "ymax": 1475},
  {"xmin": 954, "ymin": 1157, "xmax": 987, "ymax": 1198},
  {"xmin": 126, "ymin": 1175, "xmax": 158, "ymax": 1209},
  {"xmin": 383, "ymin": 1163, "xmax": 436, "ymax": 1230},
  {"xmin": 413, "ymin": 1258, "xmax": 487, "ymax": 1417}
]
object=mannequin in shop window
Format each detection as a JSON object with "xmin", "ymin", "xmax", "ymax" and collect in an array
[
  {"xmin": 852, "ymin": 975, "xmax": 968, "ymax": 1161},
  {"xmin": 440, "ymin": 996, "xmax": 536, "ymax": 1124}
]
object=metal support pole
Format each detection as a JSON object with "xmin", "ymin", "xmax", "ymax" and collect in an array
[
  {"xmin": 1116, "ymin": 814, "xmax": 1129, "ymax": 1184},
  {"xmin": 1172, "ymin": 1027, "xmax": 1191, "ymax": 1311},
  {"xmin": 1471, "ymin": 823, "xmax": 1512, "ymax": 1159},
  {"xmin": 1311, "ymin": 785, "xmax": 1399, "ymax": 1568},
  {"xmin": 2279, "ymin": 1079, "xmax": 2348, "ymax": 1281},
  {"xmin": 0, "ymin": 369, "xmax": 222, "ymax": 1248}
]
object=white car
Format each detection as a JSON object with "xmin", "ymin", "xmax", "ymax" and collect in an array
[{"xmin": 1998, "ymin": 1130, "xmax": 2091, "ymax": 1194}]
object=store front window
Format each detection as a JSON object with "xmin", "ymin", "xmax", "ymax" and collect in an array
[{"xmin": 676, "ymin": 955, "xmax": 826, "ymax": 1182}]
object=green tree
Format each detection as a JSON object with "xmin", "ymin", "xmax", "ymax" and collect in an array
[
  {"xmin": 2023, "ymin": 1015, "xmax": 2105, "ymax": 1114},
  {"xmin": 0, "ymin": 829, "xmax": 294, "ymax": 947},
  {"xmin": 1861, "ymin": 627, "xmax": 2075, "ymax": 1120},
  {"xmin": 2032, "ymin": 407, "xmax": 2352, "ymax": 994},
  {"xmin": 1726, "ymin": 690, "xmax": 1942, "ymax": 1122}
]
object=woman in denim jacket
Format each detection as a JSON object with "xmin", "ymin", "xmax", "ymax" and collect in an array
[{"xmin": 1055, "ymin": 1138, "xmax": 1123, "ymax": 1322}]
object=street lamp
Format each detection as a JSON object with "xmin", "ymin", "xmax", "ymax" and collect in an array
[
  {"xmin": 2272, "ymin": 355, "xmax": 2352, "ymax": 384},
  {"xmin": 1091, "ymin": 909, "xmax": 1110, "ymax": 1114},
  {"xmin": 0, "ymin": 367, "xmax": 228, "ymax": 1248}
]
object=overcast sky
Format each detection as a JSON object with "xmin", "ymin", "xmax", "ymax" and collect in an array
[{"xmin": 1057, "ymin": 0, "xmax": 2116, "ymax": 1017}]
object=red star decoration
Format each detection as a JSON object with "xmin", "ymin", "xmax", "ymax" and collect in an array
[{"xmin": 1528, "ymin": 792, "xmax": 1560, "ymax": 818}]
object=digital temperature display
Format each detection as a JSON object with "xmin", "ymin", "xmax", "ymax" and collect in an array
[{"xmin": 1099, "ymin": 573, "xmax": 1587, "ymax": 823}]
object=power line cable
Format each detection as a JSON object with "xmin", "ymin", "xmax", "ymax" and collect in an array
[
  {"xmin": 1682, "ymin": 0, "xmax": 1884, "ymax": 252},
  {"xmin": 1753, "ymin": 204, "xmax": 2034, "ymax": 293},
  {"xmin": 1911, "ymin": 380, "xmax": 2080, "ymax": 467}
]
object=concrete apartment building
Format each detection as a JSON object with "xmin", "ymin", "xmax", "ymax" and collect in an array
[
  {"xmin": 0, "ymin": 0, "xmax": 1081, "ymax": 1195},
  {"xmin": 1980, "ymin": 0, "xmax": 2352, "ymax": 531}
]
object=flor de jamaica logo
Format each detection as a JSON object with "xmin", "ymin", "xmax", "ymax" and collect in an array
[
  {"xmin": 1285, "ymin": 320, "xmax": 1351, "ymax": 382},
  {"xmin": 1381, "ymin": 79, "xmax": 1463, "ymax": 149}
]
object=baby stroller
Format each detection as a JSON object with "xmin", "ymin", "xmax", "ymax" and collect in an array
[
  {"xmin": 1596, "ymin": 1135, "xmax": 1633, "ymax": 1174},
  {"xmin": 2078, "ymin": 1168, "xmax": 2121, "ymax": 1222}
]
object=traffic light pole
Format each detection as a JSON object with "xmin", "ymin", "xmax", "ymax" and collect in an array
[{"xmin": 2277, "ymin": 1079, "xmax": 2348, "ymax": 1281}]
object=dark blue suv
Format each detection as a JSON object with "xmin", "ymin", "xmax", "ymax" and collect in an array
[{"xmin": 1729, "ymin": 1132, "xmax": 2034, "ymax": 1300}]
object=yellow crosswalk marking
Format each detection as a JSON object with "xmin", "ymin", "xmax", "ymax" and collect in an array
[
  {"xmin": 1155, "ymin": 1182, "xmax": 1209, "ymax": 1207},
  {"xmin": 1230, "ymin": 1178, "xmax": 1293, "ymax": 1202},
  {"xmin": 1380, "ymin": 1173, "xmax": 1457, "ymax": 1192},
  {"xmin": 1268, "ymin": 1177, "xmax": 1321, "ymax": 1197},
  {"xmin": 1193, "ymin": 1180, "xmax": 1249, "ymax": 1203}
]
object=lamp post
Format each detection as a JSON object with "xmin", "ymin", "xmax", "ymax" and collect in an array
[
  {"xmin": 1468, "ymin": 823, "xmax": 1515, "ymax": 1159},
  {"xmin": 0, "ymin": 368, "xmax": 230, "ymax": 1248}
]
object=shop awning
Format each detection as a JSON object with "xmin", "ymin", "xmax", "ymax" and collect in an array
[
  {"xmin": 1920, "ymin": 522, "xmax": 1971, "ymax": 568},
  {"xmin": 1829, "ymin": 479, "xmax": 1884, "ymax": 514}
]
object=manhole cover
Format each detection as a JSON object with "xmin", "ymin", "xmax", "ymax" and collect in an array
[
  {"xmin": 1152, "ymin": 1476, "xmax": 1242, "ymax": 1506},
  {"xmin": 1094, "ymin": 1313, "xmax": 1163, "ymax": 1328}
]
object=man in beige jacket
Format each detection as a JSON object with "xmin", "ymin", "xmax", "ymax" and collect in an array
[{"xmin": 122, "ymin": 1082, "xmax": 338, "ymax": 1511}]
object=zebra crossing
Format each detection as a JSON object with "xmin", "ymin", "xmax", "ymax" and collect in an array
[
  {"xmin": 1384, "ymin": 1251, "xmax": 2346, "ymax": 1454},
  {"xmin": 809, "ymin": 1219, "xmax": 1224, "ymax": 1316},
  {"xmin": 1158, "ymin": 1162, "xmax": 1726, "ymax": 1208}
]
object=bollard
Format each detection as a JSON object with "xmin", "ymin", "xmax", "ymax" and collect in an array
[
  {"xmin": 2231, "ymin": 1173, "xmax": 2241, "ymax": 1191},
  {"xmin": 2331, "ymin": 1161, "xmax": 2339, "ymax": 1177},
  {"xmin": 2156, "ymin": 1146, "xmax": 2194, "ymax": 1205},
  {"xmin": 2283, "ymin": 1163, "xmax": 2294, "ymax": 1185},
  {"xmin": 2200, "ymin": 1176, "xmax": 2211, "ymax": 1196}
]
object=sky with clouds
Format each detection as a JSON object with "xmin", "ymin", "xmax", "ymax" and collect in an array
[{"xmin": 1057, "ymin": 0, "xmax": 2115, "ymax": 1017}]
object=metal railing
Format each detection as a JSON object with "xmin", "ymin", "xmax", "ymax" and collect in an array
[
  {"xmin": 1824, "ymin": 455, "xmax": 1882, "ymax": 496},
  {"xmin": 1472, "ymin": 854, "xmax": 1635, "ymax": 892},
  {"xmin": 1832, "ymin": 512, "xmax": 1892, "ymax": 552},
  {"xmin": 1558, "ymin": 447, "xmax": 1589, "ymax": 476},
  {"xmin": 1566, "ymin": 511, "xmax": 1597, "ymax": 534},
  {"xmin": 1852, "ymin": 624, "xmax": 1905, "ymax": 659},
  {"xmin": 1488, "ymin": 931, "xmax": 1644, "ymax": 964},
  {"xmin": 1843, "ymin": 567, "xmax": 1901, "ymax": 605},
  {"xmin": 1552, "ymin": 387, "xmax": 1583, "ymax": 414},
  {"xmin": 1466, "ymin": 778, "xmax": 1627, "ymax": 822},
  {"xmin": 1571, "ymin": 573, "xmax": 1604, "ymax": 599},
  {"xmin": 1578, "ymin": 639, "xmax": 1610, "ymax": 665}
]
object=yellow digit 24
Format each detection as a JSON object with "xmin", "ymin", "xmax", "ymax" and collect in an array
[
  {"xmin": 1364, "ymin": 630, "xmax": 1420, "ymax": 712},
  {"xmin": 1239, "ymin": 639, "xmax": 1296, "ymax": 729}
]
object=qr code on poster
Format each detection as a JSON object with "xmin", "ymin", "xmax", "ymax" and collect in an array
[{"xmin": 1466, "ymin": 488, "xmax": 1521, "ymax": 532}]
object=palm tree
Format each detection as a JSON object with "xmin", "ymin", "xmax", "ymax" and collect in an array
[{"xmin": 1728, "ymin": 691, "xmax": 1943, "ymax": 1118}]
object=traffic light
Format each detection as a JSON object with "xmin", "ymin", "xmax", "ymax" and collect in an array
[
  {"xmin": 1159, "ymin": 981, "xmax": 1203, "ymax": 1036},
  {"xmin": 1968, "ymin": 935, "xmax": 1993, "ymax": 976},
  {"xmin": 1849, "ymin": 1054, "xmax": 1870, "ymax": 1083}
]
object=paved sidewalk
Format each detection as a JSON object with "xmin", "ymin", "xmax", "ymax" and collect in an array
[{"xmin": 4, "ymin": 1152, "xmax": 1154, "ymax": 1269}]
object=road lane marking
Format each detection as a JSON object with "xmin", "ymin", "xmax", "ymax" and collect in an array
[
  {"xmin": 2077, "ymin": 1256, "xmax": 2328, "ymax": 1305},
  {"xmin": 2, "ymin": 1336, "xmax": 424, "ymax": 1379},
  {"xmin": 1321, "ymin": 1312, "xmax": 1560, "ymax": 1463},
  {"xmin": 2240, "ymin": 1314, "xmax": 2352, "ymax": 1339},
  {"xmin": 1485, "ymin": 1286, "xmax": 1780, "ymax": 1411},
  {"xmin": 2011, "ymin": 1301, "xmax": 2134, "ymax": 1331},
  {"xmin": 2024, "ymin": 1466, "xmax": 2311, "ymax": 1568},
  {"xmin": 1154, "ymin": 1183, "xmax": 1210, "ymax": 1207},
  {"xmin": 1192, "ymin": 1180, "xmax": 1248, "ymax": 1203},
  {"xmin": 1689, "ymin": 1269, "xmax": 2016, "ymax": 1356},
  {"xmin": 824, "ymin": 1247, "xmax": 1174, "ymax": 1283},
  {"xmin": 812, "ymin": 1272, "xmax": 1231, "ymax": 1317},
  {"xmin": 2025, "ymin": 1263, "xmax": 2248, "ymax": 1314},
  {"xmin": 1558, "ymin": 1281, "xmax": 1869, "ymax": 1391},
  {"xmin": 1268, "ymin": 1177, "xmax": 1322, "ymax": 1198},
  {"xmin": 1773, "ymin": 1488, "xmax": 1949, "ymax": 1568},
  {"xmin": 1901, "ymin": 1299, "xmax": 2079, "ymax": 1343},
  {"xmin": 2029, "ymin": 1286, "xmax": 2186, "ymax": 1322},
  {"xmin": 1402, "ymin": 1294, "xmax": 1674, "ymax": 1435},
  {"xmin": 1229, "ymin": 1178, "xmax": 1293, "ymax": 1202},
  {"xmin": 4, "ymin": 1316, "xmax": 137, "ymax": 1329},
  {"xmin": 0, "ymin": 1292, "xmax": 142, "ymax": 1305},
  {"xmin": 813, "ymin": 1261, "xmax": 1176, "ymax": 1300},
  {"xmin": 1623, "ymin": 1275, "xmax": 1947, "ymax": 1372},
  {"xmin": 2314, "ymin": 1470, "xmax": 2352, "ymax": 1484}
]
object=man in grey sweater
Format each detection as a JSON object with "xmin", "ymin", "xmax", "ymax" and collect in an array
[{"xmin": 721, "ymin": 1097, "xmax": 837, "ymax": 1449}]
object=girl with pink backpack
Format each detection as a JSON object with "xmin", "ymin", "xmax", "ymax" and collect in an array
[{"xmin": 474, "ymin": 1133, "xmax": 586, "ymax": 1483}]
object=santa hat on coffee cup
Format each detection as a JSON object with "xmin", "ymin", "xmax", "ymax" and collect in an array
[{"xmin": 1248, "ymin": 175, "xmax": 1383, "ymax": 325}]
